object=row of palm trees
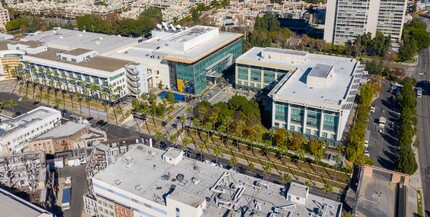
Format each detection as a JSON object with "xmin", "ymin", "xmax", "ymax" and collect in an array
[
  {"xmin": 15, "ymin": 62, "xmax": 126, "ymax": 123},
  {"xmin": 0, "ymin": 99, "xmax": 18, "ymax": 115}
]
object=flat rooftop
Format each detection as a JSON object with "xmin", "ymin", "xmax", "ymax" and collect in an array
[
  {"xmin": 65, "ymin": 48, "xmax": 93, "ymax": 56},
  {"xmin": 22, "ymin": 29, "xmax": 138, "ymax": 54},
  {"xmin": 0, "ymin": 188, "xmax": 52, "ymax": 217},
  {"xmin": 0, "ymin": 106, "xmax": 61, "ymax": 137},
  {"xmin": 93, "ymin": 145, "xmax": 342, "ymax": 217},
  {"xmin": 33, "ymin": 121, "xmax": 89, "ymax": 141},
  {"xmin": 238, "ymin": 47, "xmax": 359, "ymax": 111},
  {"xmin": 356, "ymin": 175, "xmax": 396, "ymax": 217},
  {"xmin": 115, "ymin": 26, "xmax": 242, "ymax": 64},
  {"xmin": 26, "ymin": 48, "xmax": 131, "ymax": 73}
]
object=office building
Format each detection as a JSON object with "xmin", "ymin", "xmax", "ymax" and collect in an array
[
  {"xmin": 112, "ymin": 25, "xmax": 243, "ymax": 94},
  {"xmin": 89, "ymin": 145, "xmax": 342, "ymax": 217},
  {"xmin": 0, "ymin": 106, "xmax": 62, "ymax": 154},
  {"xmin": 0, "ymin": 187, "xmax": 52, "ymax": 217},
  {"xmin": 237, "ymin": 47, "xmax": 363, "ymax": 145},
  {"xmin": 28, "ymin": 121, "xmax": 107, "ymax": 154},
  {"xmin": 324, "ymin": 0, "xmax": 407, "ymax": 44}
]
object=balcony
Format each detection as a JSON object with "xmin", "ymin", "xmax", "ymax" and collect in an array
[
  {"xmin": 125, "ymin": 66, "xmax": 139, "ymax": 76},
  {"xmin": 126, "ymin": 73, "xmax": 140, "ymax": 82},
  {"xmin": 127, "ymin": 80, "xmax": 140, "ymax": 88},
  {"xmin": 128, "ymin": 86, "xmax": 141, "ymax": 95}
]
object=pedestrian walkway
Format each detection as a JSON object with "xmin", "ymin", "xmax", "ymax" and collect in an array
[{"xmin": 408, "ymin": 146, "xmax": 424, "ymax": 217}]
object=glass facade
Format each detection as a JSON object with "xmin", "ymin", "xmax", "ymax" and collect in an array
[
  {"xmin": 173, "ymin": 39, "xmax": 243, "ymax": 94},
  {"xmin": 273, "ymin": 102, "xmax": 341, "ymax": 144}
]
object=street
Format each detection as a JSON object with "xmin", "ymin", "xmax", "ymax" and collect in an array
[{"xmin": 416, "ymin": 42, "xmax": 430, "ymax": 216}]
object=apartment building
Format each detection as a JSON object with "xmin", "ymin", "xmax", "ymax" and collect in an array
[
  {"xmin": 0, "ymin": 106, "xmax": 62, "ymax": 154},
  {"xmin": 237, "ymin": 47, "xmax": 364, "ymax": 146},
  {"xmin": 324, "ymin": 0, "xmax": 407, "ymax": 44},
  {"xmin": 0, "ymin": 5, "xmax": 10, "ymax": 31},
  {"xmin": 28, "ymin": 121, "xmax": 107, "ymax": 154},
  {"xmin": 88, "ymin": 145, "xmax": 342, "ymax": 217}
]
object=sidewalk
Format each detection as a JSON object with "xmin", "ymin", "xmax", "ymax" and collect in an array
[{"xmin": 408, "ymin": 146, "xmax": 424, "ymax": 217}]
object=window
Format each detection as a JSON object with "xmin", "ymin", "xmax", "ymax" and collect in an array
[
  {"xmin": 250, "ymin": 69, "xmax": 261, "ymax": 82},
  {"xmin": 176, "ymin": 208, "xmax": 180, "ymax": 217},
  {"xmin": 314, "ymin": 130, "xmax": 319, "ymax": 136},
  {"xmin": 289, "ymin": 126, "xmax": 295, "ymax": 131},
  {"xmin": 305, "ymin": 129, "xmax": 311, "ymax": 134},
  {"xmin": 298, "ymin": 127, "xmax": 302, "ymax": 132},
  {"xmin": 131, "ymin": 198, "xmax": 138, "ymax": 203},
  {"xmin": 331, "ymin": 134, "xmax": 337, "ymax": 140},
  {"xmin": 237, "ymin": 67, "xmax": 249, "ymax": 80},
  {"xmin": 263, "ymin": 71, "xmax": 275, "ymax": 83}
]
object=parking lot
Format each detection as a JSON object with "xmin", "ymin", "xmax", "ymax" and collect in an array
[{"xmin": 367, "ymin": 80, "xmax": 400, "ymax": 170}]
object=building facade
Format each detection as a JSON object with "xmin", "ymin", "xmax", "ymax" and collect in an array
[
  {"xmin": 0, "ymin": 5, "xmax": 10, "ymax": 31},
  {"xmin": 0, "ymin": 106, "xmax": 62, "ymax": 154},
  {"xmin": 324, "ymin": 0, "xmax": 407, "ymax": 44},
  {"xmin": 236, "ymin": 47, "xmax": 364, "ymax": 146},
  {"xmin": 28, "ymin": 121, "xmax": 107, "ymax": 154}
]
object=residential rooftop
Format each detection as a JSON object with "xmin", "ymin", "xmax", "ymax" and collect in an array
[
  {"xmin": 93, "ymin": 145, "xmax": 342, "ymax": 217},
  {"xmin": 33, "ymin": 121, "xmax": 89, "ymax": 141},
  {"xmin": 0, "ymin": 187, "xmax": 52, "ymax": 217},
  {"xmin": 22, "ymin": 29, "xmax": 138, "ymax": 54},
  {"xmin": 0, "ymin": 106, "xmax": 61, "ymax": 137},
  {"xmin": 237, "ymin": 47, "xmax": 361, "ymax": 111},
  {"xmin": 25, "ymin": 48, "xmax": 132, "ymax": 73}
]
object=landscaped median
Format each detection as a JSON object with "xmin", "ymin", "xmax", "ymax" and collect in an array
[{"xmin": 181, "ymin": 128, "xmax": 351, "ymax": 190}]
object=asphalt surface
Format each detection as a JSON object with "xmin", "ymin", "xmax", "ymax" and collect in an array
[
  {"xmin": 415, "ymin": 38, "xmax": 430, "ymax": 217},
  {"xmin": 61, "ymin": 165, "xmax": 87, "ymax": 217},
  {"xmin": 367, "ymin": 80, "xmax": 400, "ymax": 170}
]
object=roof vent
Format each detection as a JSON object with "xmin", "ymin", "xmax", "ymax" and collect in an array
[
  {"xmin": 115, "ymin": 179, "xmax": 123, "ymax": 185},
  {"xmin": 135, "ymin": 184, "xmax": 143, "ymax": 191},
  {"xmin": 176, "ymin": 174, "xmax": 184, "ymax": 182},
  {"xmin": 148, "ymin": 151, "xmax": 156, "ymax": 156}
]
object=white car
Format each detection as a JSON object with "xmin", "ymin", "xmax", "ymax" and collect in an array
[
  {"xmin": 370, "ymin": 105, "xmax": 375, "ymax": 113},
  {"xmin": 65, "ymin": 176, "xmax": 72, "ymax": 186},
  {"xmin": 364, "ymin": 149, "xmax": 370, "ymax": 157}
]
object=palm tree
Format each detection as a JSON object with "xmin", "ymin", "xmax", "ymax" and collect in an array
[
  {"xmin": 229, "ymin": 155, "xmax": 238, "ymax": 168},
  {"xmin": 248, "ymin": 162, "xmax": 256, "ymax": 173},
  {"xmin": 305, "ymin": 180, "xmax": 313, "ymax": 190},
  {"xmin": 90, "ymin": 83, "xmax": 100, "ymax": 118},
  {"xmin": 54, "ymin": 98, "xmax": 62, "ymax": 109},
  {"xmin": 83, "ymin": 88, "xmax": 91, "ymax": 116},
  {"xmin": 282, "ymin": 173, "xmax": 291, "ymax": 185},
  {"xmin": 314, "ymin": 150, "xmax": 323, "ymax": 175},
  {"xmin": 198, "ymin": 142, "xmax": 207, "ymax": 162},
  {"xmin": 212, "ymin": 146, "xmax": 222, "ymax": 164},
  {"xmin": 296, "ymin": 148, "xmax": 305, "ymax": 170},
  {"xmin": 115, "ymin": 86, "xmax": 125, "ymax": 117},
  {"xmin": 333, "ymin": 154, "xmax": 342, "ymax": 181},
  {"xmin": 263, "ymin": 163, "xmax": 273, "ymax": 180},
  {"xmin": 8, "ymin": 99, "xmax": 17, "ymax": 115},
  {"xmin": 323, "ymin": 183, "xmax": 333, "ymax": 193},
  {"xmin": 154, "ymin": 132, "xmax": 164, "ymax": 148},
  {"xmin": 101, "ymin": 90, "xmax": 109, "ymax": 120}
]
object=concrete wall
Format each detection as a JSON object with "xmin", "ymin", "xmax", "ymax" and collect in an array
[{"xmin": 362, "ymin": 166, "xmax": 410, "ymax": 185}]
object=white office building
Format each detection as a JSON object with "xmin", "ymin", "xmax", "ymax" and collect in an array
[
  {"xmin": 0, "ymin": 106, "xmax": 61, "ymax": 154},
  {"xmin": 324, "ymin": 0, "xmax": 407, "ymax": 44},
  {"xmin": 89, "ymin": 145, "xmax": 342, "ymax": 217},
  {"xmin": 237, "ymin": 47, "xmax": 364, "ymax": 146}
]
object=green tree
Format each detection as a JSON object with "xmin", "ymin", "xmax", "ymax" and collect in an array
[
  {"xmin": 323, "ymin": 183, "xmax": 333, "ymax": 193},
  {"xmin": 229, "ymin": 155, "xmax": 238, "ymax": 168},
  {"xmin": 281, "ymin": 173, "xmax": 291, "ymax": 184},
  {"xmin": 305, "ymin": 180, "xmax": 313, "ymax": 190}
]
